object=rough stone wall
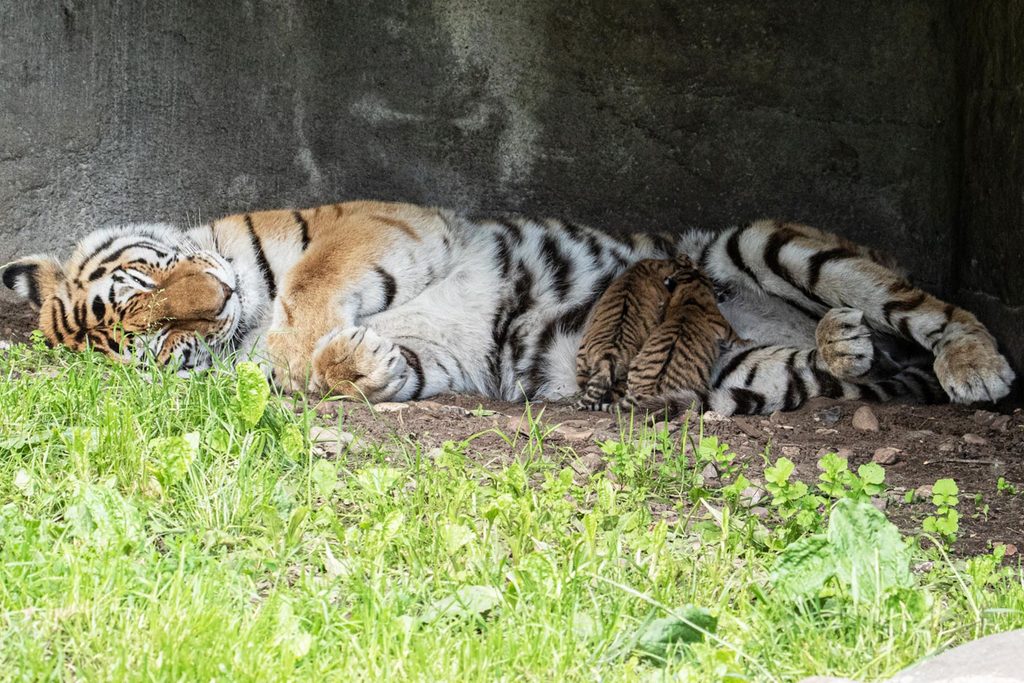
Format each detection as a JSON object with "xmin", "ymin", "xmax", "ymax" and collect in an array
[
  {"xmin": 2, "ymin": 0, "xmax": 1016, "ymax": 369},
  {"xmin": 955, "ymin": 1, "xmax": 1024, "ymax": 373}
]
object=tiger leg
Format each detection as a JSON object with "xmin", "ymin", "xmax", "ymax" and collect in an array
[
  {"xmin": 708, "ymin": 344, "xmax": 944, "ymax": 415},
  {"xmin": 704, "ymin": 220, "xmax": 1015, "ymax": 403},
  {"xmin": 575, "ymin": 357, "xmax": 624, "ymax": 411}
]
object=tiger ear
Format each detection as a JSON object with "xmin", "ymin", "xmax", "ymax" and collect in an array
[{"xmin": 2, "ymin": 255, "xmax": 65, "ymax": 309}]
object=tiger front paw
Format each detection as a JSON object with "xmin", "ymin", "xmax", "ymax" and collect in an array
[
  {"xmin": 815, "ymin": 307, "xmax": 875, "ymax": 380},
  {"xmin": 266, "ymin": 327, "xmax": 314, "ymax": 393},
  {"xmin": 934, "ymin": 334, "xmax": 1015, "ymax": 404},
  {"xmin": 310, "ymin": 326, "xmax": 411, "ymax": 402}
]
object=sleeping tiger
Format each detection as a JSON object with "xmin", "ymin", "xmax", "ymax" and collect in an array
[{"xmin": 2, "ymin": 200, "xmax": 1015, "ymax": 414}]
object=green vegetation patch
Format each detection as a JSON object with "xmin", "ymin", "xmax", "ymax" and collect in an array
[{"xmin": 1, "ymin": 342, "xmax": 1022, "ymax": 681}]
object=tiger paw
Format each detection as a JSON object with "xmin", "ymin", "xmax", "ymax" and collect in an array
[
  {"xmin": 815, "ymin": 307, "xmax": 875, "ymax": 380},
  {"xmin": 310, "ymin": 326, "xmax": 411, "ymax": 402},
  {"xmin": 934, "ymin": 334, "xmax": 1015, "ymax": 404},
  {"xmin": 266, "ymin": 327, "xmax": 314, "ymax": 394}
]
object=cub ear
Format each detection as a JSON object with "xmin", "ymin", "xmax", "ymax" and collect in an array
[{"xmin": 2, "ymin": 256, "xmax": 65, "ymax": 309}]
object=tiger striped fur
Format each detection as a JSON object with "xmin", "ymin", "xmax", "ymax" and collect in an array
[{"xmin": 3, "ymin": 201, "xmax": 1015, "ymax": 414}]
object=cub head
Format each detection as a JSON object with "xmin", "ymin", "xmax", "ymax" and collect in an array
[{"xmin": 2, "ymin": 224, "xmax": 241, "ymax": 371}]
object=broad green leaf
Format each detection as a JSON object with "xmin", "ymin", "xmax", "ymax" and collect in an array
[
  {"xmin": 310, "ymin": 459, "xmax": 338, "ymax": 499},
  {"xmin": 770, "ymin": 534, "xmax": 832, "ymax": 598},
  {"xmin": 634, "ymin": 606, "xmax": 718, "ymax": 662},
  {"xmin": 147, "ymin": 432, "xmax": 199, "ymax": 485},
  {"xmin": 422, "ymin": 585, "xmax": 502, "ymax": 623},
  {"xmin": 64, "ymin": 480, "xmax": 144, "ymax": 552},
  {"xmin": 827, "ymin": 498, "xmax": 911, "ymax": 601},
  {"xmin": 235, "ymin": 361, "xmax": 270, "ymax": 427}
]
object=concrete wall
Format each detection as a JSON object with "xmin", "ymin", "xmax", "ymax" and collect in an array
[
  {"xmin": 956, "ymin": 1, "xmax": 1024, "ymax": 373},
  {"xmin": 0, "ymin": 0, "xmax": 1017, "ymax": 367}
]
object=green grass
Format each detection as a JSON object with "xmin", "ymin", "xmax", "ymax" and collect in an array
[{"xmin": 1, "ymin": 340, "xmax": 1023, "ymax": 682}]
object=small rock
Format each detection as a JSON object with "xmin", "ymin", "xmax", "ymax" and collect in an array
[
  {"xmin": 749, "ymin": 506, "xmax": 770, "ymax": 520},
  {"xmin": 308, "ymin": 426, "xmax": 355, "ymax": 457},
  {"xmin": 871, "ymin": 497, "xmax": 888, "ymax": 512},
  {"xmin": 937, "ymin": 440, "xmax": 957, "ymax": 452},
  {"xmin": 554, "ymin": 421, "xmax": 594, "ymax": 442},
  {"xmin": 990, "ymin": 415, "xmax": 1012, "ymax": 432},
  {"xmin": 814, "ymin": 428, "xmax": 839, "ymax": 435},
  {"xmin": 962, "ymin": 433, "xmax": 988, "ymax": 446},
  {"xmin": 740, "ymin": 485, "xmax": 765, "ymax": 507},
  {"xmin": 781, "ymin": 446, "xmax": 800, "ymax": 457},
  {"xmin": 0, "ymin": 340, "xmax": 11, "ymax": 351},
  {"xmin": 872, "ymin": 447, "xmax": 900, "ymax": 465},
  {"xmin": 904, "ymin": 429, "xmax": 935, "ymax": 440},
  {"xmin": 816, "ymin": 406, "xmax": 843, "ymax": 426},
  {"xmin": 915, "ymin": 484, "xmax": 933, "ymax": 500},
  {"xmin": 974, "ymin": 409, "xmax": 1012, "ymax": 432},
  {"xmin": 573, "ymin": 452, "xmax": 606, "ymax": 475},
  {"xmin": 701, "ymin": 410, "xmax": 730, "ymax": 423},
  {"xmin": 700, "ymin": 462, "xmax": 718, "ymax": 482},
  {"xmin": 815, "ymin": 447, "xmax": 834, "ymax": 458},
  {"xmin": 852, "ymin": 406, "xmax": 879, "ymax": 432},
  {"xmin": 835, "ymin": 448, "xmax": 854, "ymax": 459},
  {"xmin": 769, "ymin": 410, "xmax": 787, "ymax": 425},
  {"xmin": 374, "ymin": 402, "xmax": 408, "ymax": 413},
  {"xmin": 999, "ymin": 543, "xmax": 1018, "ymax": 557}
]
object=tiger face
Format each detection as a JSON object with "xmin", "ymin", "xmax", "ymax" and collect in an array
[{"xmin": 2, "ymin": 224, "xmax": 241, "ymax": 371}]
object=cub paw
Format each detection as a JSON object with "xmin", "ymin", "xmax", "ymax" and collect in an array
[
  {"xmin": 310, "ymin": 326, "xmax": 410, "ymax": 402},
  {"xmin": 934, "ymin": 334, "xmax": 1015, "ymax": 403},
  {"xmin": 816, "ymin": 307, "xmax": 875, "ymax": 380}
]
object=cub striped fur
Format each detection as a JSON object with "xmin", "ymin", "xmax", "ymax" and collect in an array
[
  {"xmin": 617, "ymin": 260, "xmax": 741, "ymax": 414},
  {"xmin": 575, "ymin": 258, "xmax": 684, "ymax": 410},
  {"xmin": 3, "ymin": 202, "xmax": 1015, "ymax": 414}
]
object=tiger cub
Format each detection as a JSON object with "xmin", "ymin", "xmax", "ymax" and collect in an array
[
  {"xmin": 617, "ymin": 262, "xmax": 743, "ymax": 415},
  {"xmin": 575, "ymin": 256, "xmax": 696, "ymax": 411}
]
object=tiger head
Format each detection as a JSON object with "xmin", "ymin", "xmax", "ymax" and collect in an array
[{"xmin": 2, "ymin": 224, "xmax": 242, "ymax": 371}]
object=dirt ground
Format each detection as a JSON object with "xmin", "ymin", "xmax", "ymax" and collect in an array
[{"xmin": 2, "ymin": 304, "xmax": 1022, "ymax": 556}]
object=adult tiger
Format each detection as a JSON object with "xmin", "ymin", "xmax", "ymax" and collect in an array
[{"xmin": 2, "ymin": 200, "xmax": 1015, "ymax": 414}]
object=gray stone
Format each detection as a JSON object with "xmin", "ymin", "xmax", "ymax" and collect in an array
[
  {"xmin": 872, "ymin": 447, "xmax": 900, "ymax": 465},
  {"xmin": 852, "ymin": 406, "xmax": 880, "ymax": 432},
  {"xmin": 799, "ymin": 630, "xmax": 1024, "ymax": 682},
  {"xmin": 889, "ymin": 629, "xmax": 1024, "ymax": 682}
]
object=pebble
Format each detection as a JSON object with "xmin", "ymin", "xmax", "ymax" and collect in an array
[
  {"xmin": 308, "ymin": 426, "xmax": 355, "ymax": 457},
  {"xmin": 835, "ymin": 448, "xmax": 854, "ymax": 459},
  {"xmin": 871, "ymin": 497, "xmax": 888, "ymax": 512},
  {"xmin": 749, "ymin": 506, "xmax": 769, "ymax": 520},
  {"xmin": 904, "ymin": 429, "xmax": 935, "ymax": 440},
  {"xmin": 872, "ymin": 447, "xmax": 900, "ymax": 465},
  {"xmin": 0, "ymin": 340, "xmax": 10, "ymax": 351},
  {"xmin": 769, "ymin": 411, "xmax": 787, "ymax": 425},
  {"xmin": 781, "ymin": 446, "xmax": 800, "ymax": 457},
  {"xmin": 852, "ymin": 406, "xmax": 880, "ymax": 431},
  {"xmin": 554, "ymin": 421, "xmax": 595, "ymax": 442},
  {"xmin": 374, "ymin": 402, "xmax": 409, "ymax": 413},
  {"xmin": 700, "ymin": 462, "xmax": 719, "ymax": 482},
  {"xmin": 937, "ymin": 440, "xmax": 957, "ymax": 452},
  {"xmin": 915, "ymin": 484, "xmax": 934, "ymax": 500},
  {"xmin": 974, "ymin": 409, "xmax": 1012, "ymax": 432},
  {"xmin": 701, "ymin": 410, "xmax": 730, "ymax": 423},
  {"xmin": 740, "ymin": 485, "xmax": 765, "ymax": 507},
  {"xmin": 573, "ymin": 452, "xmax": 606, "ymax": 475},
  {"xmin": 816, "ymin": 406, "xmax": 843, "ymax": 426},
  {"xmin": 962, "ymin": 433, "xmax": 988, "ymax": 446},
  {"xmin": 999, "ymin": 543, "xmax": 1018, "ymax": 557}
]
